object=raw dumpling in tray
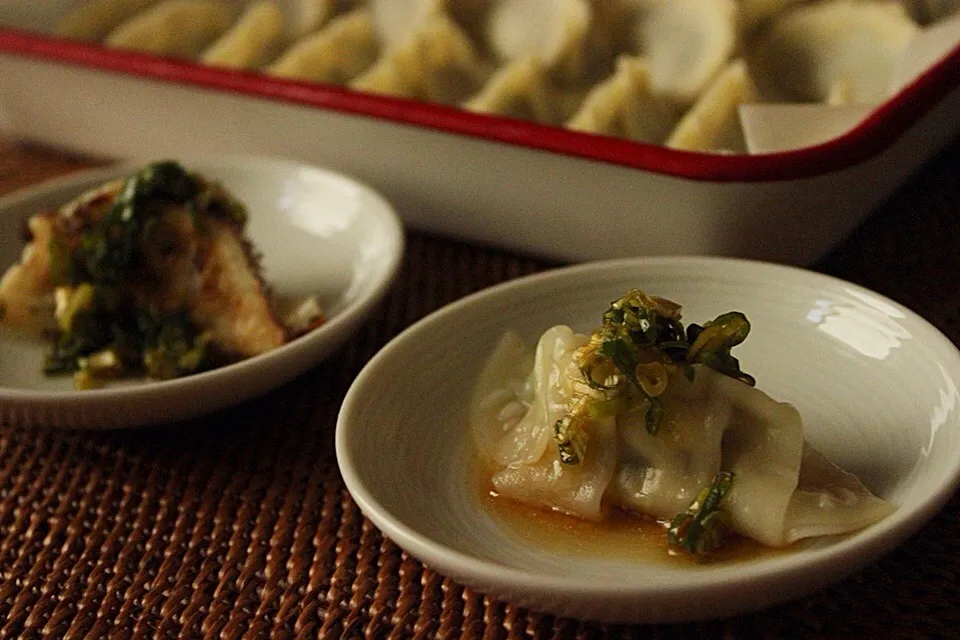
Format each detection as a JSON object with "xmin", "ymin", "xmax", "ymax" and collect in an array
[
  {"xmin": 104, "ymin": 0, "xmax": 235, "ymax": 58},
  {"xmin": 486, "ymin": 0, "xmax": 594, "ymax": 83},
  {"xmin": 471, "ymin": 289, "xmax": 895, "ymax": 558},
  {"xmin": 369, "ymin": 0, "xmax": 445, "ymax": 48},
  {"xmin": 463, "ymin": 56, "xmax": 559, "ymax": 124},
  {"xmin": 268, "ymin": 9, "xmax": 379, "ymax": 83},
  {"xmin": 54, "ymin": 0, "xmax": 160, "ymax": 41},
  {"xmin": 369, "ymin": 0, "xmax": 494, "ymax": 50},
  {"xmin": 567, "ymin": 56, "xmax": 680, "ymax": 144},
  {"xmin": 351, "ymin": 13, "xmax": 488, "ymax": 104},
  {"xmin": 746, "ymin": 0, "xmax": 920, "ymax": 104},
  {"xmin": 282, "ymin": 0, "xmax": 338, "ymax": 40},
  {"xmin": 666, "ymin": 59, "xmax": 757, "ymax": 153},
  {"xmin": 202, "ymin": 0, "xmax": 286, "ymax": 69},
  {"xmin": 631, "ymin": 0, "xmax": 738, "ymax": 105}
]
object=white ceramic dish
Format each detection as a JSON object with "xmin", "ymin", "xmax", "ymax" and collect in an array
[
  {"xmin": 0, "ymin": 5, "xmax": 958, "ymax": 264},
  {"xmin": 0, "ymin": 156, "xmax": 404, "ymax": 429},
  {"xmin": 336, "ymin": 257, "xmax": 960, "ymax": 623}
]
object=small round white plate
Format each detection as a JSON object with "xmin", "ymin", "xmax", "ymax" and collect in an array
[
  {"xmin": 0, "ymin": 155, "xmax": 404, "ymax": 428},
  {"xmin": 336, "ymin": 257, "xmax": 960, "ymax": 623}
]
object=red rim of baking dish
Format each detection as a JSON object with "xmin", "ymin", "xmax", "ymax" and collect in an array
[{"xmin": 0, "ymin": 27, "xmax": 958, "ymax": 183}]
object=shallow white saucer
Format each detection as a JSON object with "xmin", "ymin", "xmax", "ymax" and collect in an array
[
  {"xmin": 0, "ymin": 155, "xmax": 403, "ymax": 428},
  {"xmin": 336, "ymin": 257, "xmax": 960, "ymax": 623}
]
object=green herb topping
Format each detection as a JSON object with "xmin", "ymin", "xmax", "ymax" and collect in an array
[
  {"xmin": 51, "ymin": 161, "xmax": 246, "ymax": 288},
  {"xmin": 667, "ymin": 471, "xmax": 735, "ymax": 559},
  {"xmin": 43, "ymin": 161, "xmax": 244, "ymax": 388},
  {"xmin": 552, "ymin": 289, "xmax": 753, "ymax": 464}
]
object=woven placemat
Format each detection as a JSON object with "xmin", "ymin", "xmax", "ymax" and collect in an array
[{"xmin": 1, "ymin": 138, "xmax": 959, "ymax": 639}]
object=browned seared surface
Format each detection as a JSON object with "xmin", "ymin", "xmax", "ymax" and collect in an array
[
  {"xmin": 191, "ymin": 215, "xmax": 288, "ymax": 357},
  {"xmin": 0, "ymin": 137, "xmax": 959, "ymax": 638}
]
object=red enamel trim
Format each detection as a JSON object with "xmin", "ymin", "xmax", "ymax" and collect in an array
[{"xmin": 0, "ymin": 27, "xmax": 958, "ymax": 182}]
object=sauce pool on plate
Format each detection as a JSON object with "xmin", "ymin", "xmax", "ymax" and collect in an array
[{"xmin": 478, "ymin": 478, "xmax": 795, "ymax": 566}]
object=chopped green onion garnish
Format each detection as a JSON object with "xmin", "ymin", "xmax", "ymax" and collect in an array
[
  {"xmin": 553, "ymin": 289, "xmax": 754, "ymax": 463},
  {"xmin": 667, "ymin": 471, "xmax": 734, "ymax": 558}
]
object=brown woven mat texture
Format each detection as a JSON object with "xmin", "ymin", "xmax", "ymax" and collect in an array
[{"xmin": 2, "ymin": 139, "xmax": 960, "ymax": 639}]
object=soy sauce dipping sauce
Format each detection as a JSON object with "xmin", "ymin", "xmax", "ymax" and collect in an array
[{"xmin": 480, "ymin": 483, "xmax": 798, "ymax": 566}]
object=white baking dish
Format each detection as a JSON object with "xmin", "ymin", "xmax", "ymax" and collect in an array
[{"xmin": 0, "ymin": 4, "xmax": 958, "ymax": 264}]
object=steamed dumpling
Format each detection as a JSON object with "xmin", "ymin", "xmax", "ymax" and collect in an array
[
  {"xmin": 105, "ymin": 0, "xmax": 234, "ymax": 58},
  {"xmin": 471, "ymin": 325, "xmax": 895, "ymax": 548},
  {"xmin": 202, "ymin": 1, "xmax": 286, "ymax": 69},
  {"xmin": 632, "ymin": 0, "xmax": 738, "ymax": 105},
  {"xmin": 486, "ymin": 0, "xmax": 594, "ymax": 83},
  {"xmin": 268, "ymin": 9, "xmax": 379, "ymax": 83},
  {"xmin": 472, "ymin": 327, "xmax": 586, "ymax": 469},
  {"xmin": 666, "ymin": 59, "xmax": 757, "ymax": 152},
  {"xmin": 784, "ymin": 444, "xmax": 896, "ymax": 543},
  {"xmin": 605, "ymin": 364, "xmax": 804, "ymax": 545},
  {"xmin": 463, "ymin": 56, "xmax": 559, "ymax": 123},
  {"xmin": 746, "ymin": 0, "xmax": 919, "ymax": 104},
  {"xmin": 567, "ymin": 56, "xmax": 680, "ymax": 144},
  {"xmin": 609, "ymin": 366, "xmax": 892, "ymax": 547},
  {"xmin": 54, "ymin": 0, "xmax": 160, "ymax": 41},
  {"xmin": 471, "ymin": 327, "xmax": 618, "ymax": 519},
  {"xmin": 351, "ymin": 13, "xmax": 488, "ymax": 104}
]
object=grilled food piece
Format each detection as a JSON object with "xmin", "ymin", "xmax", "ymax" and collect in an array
[{"xmin": 0, "ymin": 161, "xmax": 323, "ymax": 388}]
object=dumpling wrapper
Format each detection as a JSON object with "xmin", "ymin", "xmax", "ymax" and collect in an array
[
  {"xmin": 611, "ymin": 367, "xmax": 893, "ymax": 547},
  {"xmin": 53, "ymin": 0, "xmax": 160, "ymax": 41},
  {"xmin": 746, "ymin": 0, "xmax": 919, "ymax": 104},
  {"xmin": 283, "ymin": 0, "xmax": 337, "ymax": 40},
  {"xmin": 268, "ymin": 9, "xmax": 379, "ymax": 83},
  {"xmin": 463, "ymin": 56, "xmax": 559, "ymax": 123},
  {"xmin": 632, "ymin": 0, "xmax": 738, "ymax": 105},
  {"xmin": 486, "ymin": 0, "xmax": 594, "ymax": 83},
  {"xmin": 202, "ymin": 0, "xmax": 286, "ymax": 69},
  {"xmin": 666, "ymin": 58, "xmax": 757, "ymax": 153},
  {"xmin": 471, "ymin": 328, "xmax": 587, "ymax": 468},
  {"xmin": 351, "ymin": 13, "xmax": 488, "ymax": 104},
  {"xmin": 371, "ymin": 0, "xmax": 495, "ymax": 50},
  {"xmin": 826, "ymin": 73, "xmax": 858, "ymax": 105},
  {"xmin": 472, "ymin": 326, "xmax": 896, "ymax": 546},
  {"xmin": 104, "ymin": 0, "xmax": 234, "ymax": 58},
  {"xmin": 471, "ymin": 327, "xmax": 618, "ymax": 519},
  {"xmin": 567, "ymin": 55, "xmax": 680, "ymax": 144},
  {"xmin": 370, "ymin": 0, "xmax": 445, "ymax": 48}
]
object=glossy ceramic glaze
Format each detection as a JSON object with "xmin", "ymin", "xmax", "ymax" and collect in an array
[
  {"xmin": 336, "ymin": 257, "xmax": 960, "ymax": 623},
  {"xmin": 0, "ymin": 155, "xmax": 404, "ymax": 428}
]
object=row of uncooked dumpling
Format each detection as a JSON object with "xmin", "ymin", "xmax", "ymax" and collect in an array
[{"xmin": 52, "ymin": 0, "xmax": 958, "ymax": 153}]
